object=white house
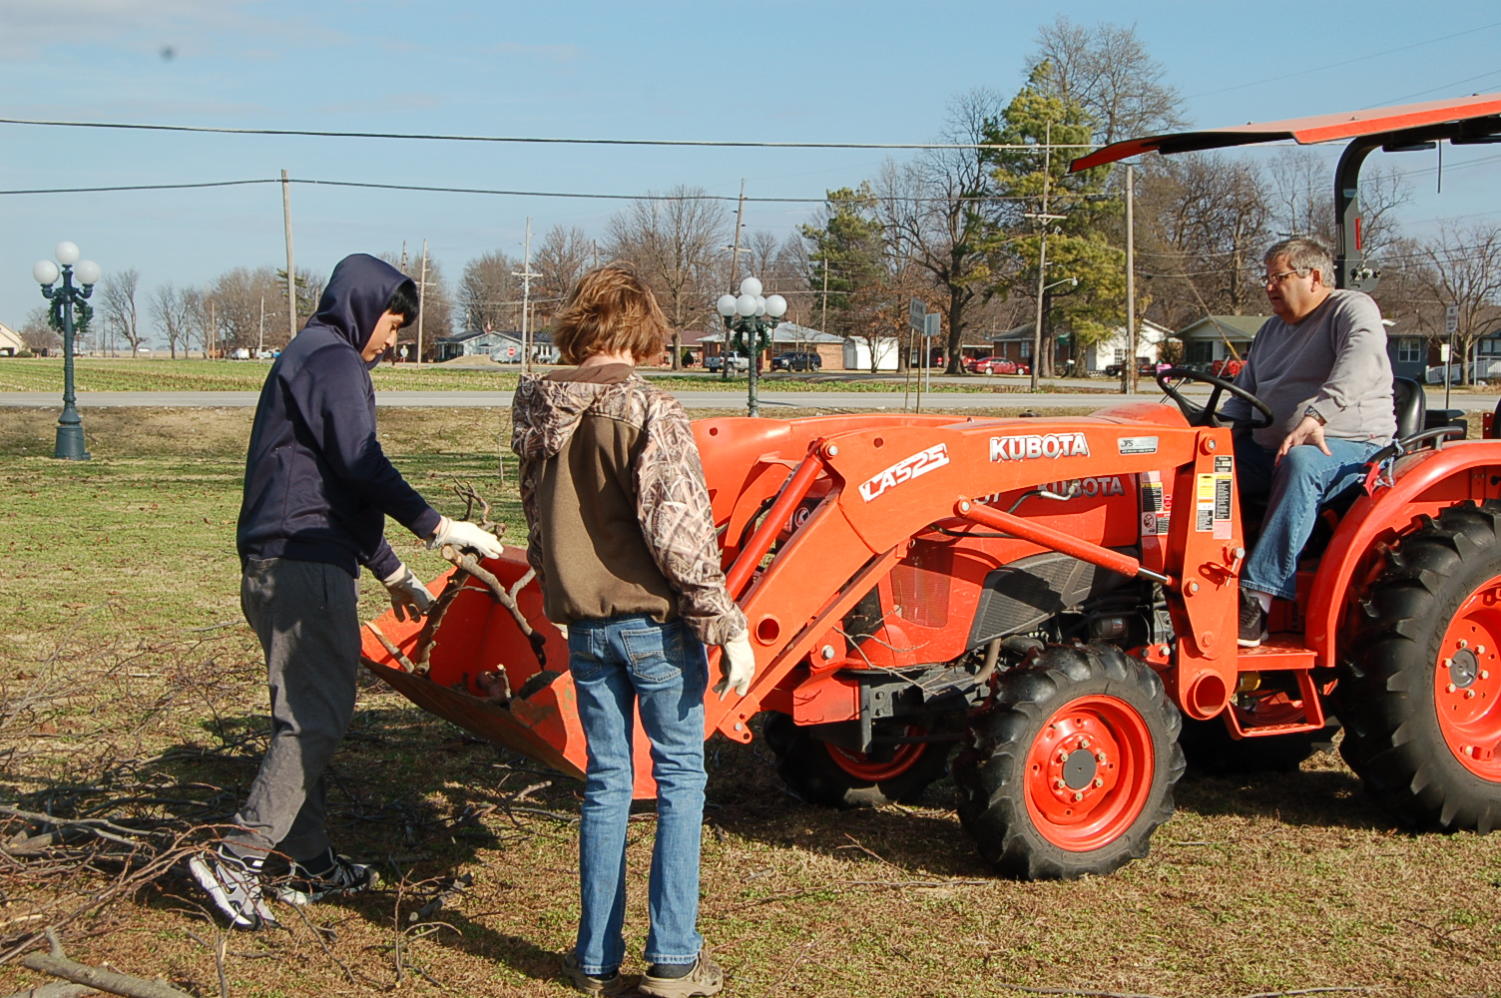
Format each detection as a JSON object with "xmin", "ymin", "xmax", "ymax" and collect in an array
[
  {"xmin": 1176, "ymin": 315, "xmax": 1268, "ymax": 368},
  {"xmin": 1084, "ymin": 319, "xmax": 1175, "ymax": 373},
  {"xmin": 0, "ymin": 321, "xmax": 24, "ymax": 356},
  {"xmin": 842, "ymin": 335, "xmax": 900, "ymax": 372},
  {"xmin": 435, "ymin": 329, "xmax": 558, "ymax": 364}
]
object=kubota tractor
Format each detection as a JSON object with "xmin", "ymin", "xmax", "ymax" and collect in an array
[{"xmin": 361, "ymin": 94, "xmax": 1501, "ymax": 879}]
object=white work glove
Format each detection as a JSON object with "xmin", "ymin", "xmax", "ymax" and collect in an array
[
  {"xmin": 555, "ymin": 622, "xmax": 569, "ymax": 640},
  {"xmin": 427, "ymin": 516, "xmax": 503, "ymax": 559},
  {"xmin": 381, "ymin": 563, "xmax": 434, "ymax": 622},
  {"xmin": 714, "ymin": 632, "xmax": 755, "ymax": 699}
]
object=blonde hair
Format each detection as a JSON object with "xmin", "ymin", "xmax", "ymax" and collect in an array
[{"xmin": 552, "ymin": 264, "xmax": 669, "ymax": 364}]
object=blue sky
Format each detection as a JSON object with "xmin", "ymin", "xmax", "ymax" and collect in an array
[{"xmin": 3, "ymin": 0, "xmax": 1501, "ymax": 338}]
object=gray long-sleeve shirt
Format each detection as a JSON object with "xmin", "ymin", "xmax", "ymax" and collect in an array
[{"xmin": 1222, "ymin": 289, "xmax": 1396, "ymax": 450}]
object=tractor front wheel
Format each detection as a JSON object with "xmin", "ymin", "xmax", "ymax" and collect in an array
[
  {"xmin": 762, "ymin": 713, "xmax": 955, "ymax": 807},
  {"xmin": 1338, "ymin": 500, "xmax": 1501, "ymax": 832},
  {"xmin": 953, "ymin": 643, "xmax": 1184, "ymax": 879}
]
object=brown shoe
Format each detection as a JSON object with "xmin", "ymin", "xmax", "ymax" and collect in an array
[
  {"xmin": 638, "ymin": 951, "xmax": 724, "ymax": 998},
  {"xmin": 561, "ymin": 952, "xmax": 630, "ymax": 996}
]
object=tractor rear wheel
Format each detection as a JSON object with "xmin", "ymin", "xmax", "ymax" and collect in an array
[
  {"xmin": 953, "ymin": 643, "xmax": 1184, "ymax": 879},
  {"xmin": 1338, "ymin": 500, "xmax": 1501, "ymax": 832},
  {"xmin": 762, "ymin": 713, "xmax": 955, "ymax": 807}
]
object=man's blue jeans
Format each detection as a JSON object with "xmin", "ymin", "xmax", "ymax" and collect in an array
[
  {"xmin": 567, "ymin": 615, "xmax": 708, "ymax": 976},
  {"xmin": 1236, "ymin": 435, "xmax": 1384, "ymax": 600}
]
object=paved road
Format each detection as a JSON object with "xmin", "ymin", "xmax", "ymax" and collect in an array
[{"xmin": 1, "ymin": 387, "xmax": 1497, "ymax": 412}]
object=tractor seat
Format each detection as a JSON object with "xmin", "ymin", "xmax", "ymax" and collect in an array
[{"xmin": 1393, "ymin": 376, "xmax": 1425, "ymax": 440}]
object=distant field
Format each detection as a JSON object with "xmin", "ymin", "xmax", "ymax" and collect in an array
[{"xmin": 0, "ymin": 357, "xmax": 1036, "ymax": 394}]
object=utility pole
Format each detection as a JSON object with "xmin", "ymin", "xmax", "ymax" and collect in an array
[
  {"xmin": 1026, "ymin": 122, "xmax": 1065, "ymax": 392},
  {"xmin": 1124, "ymin": 163, "xmax": 1136, "ymax": 395},
  {"xmin": 281, "ymin": 169, "xmax": 297, "ymax": 341},
  {"xmin": 513, "ymin": 219, "xmax": 541, "ymax": 372},
  {"xmin": 258, "ymin": 295, "xmax": 265, "ymax": 356},
  {"xmin": 416, "ymin": 239, "xmax": 428, "ymax": 366}
]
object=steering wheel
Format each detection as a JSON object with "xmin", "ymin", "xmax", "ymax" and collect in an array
[{"xmin": 1154, "ymin": 366, "xmax": 1273, "ymax": 429}]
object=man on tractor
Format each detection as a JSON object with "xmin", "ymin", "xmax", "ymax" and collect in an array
[{"xmin": 1222, "ymin": 237, "xmax": 1396, "ymax": 646}]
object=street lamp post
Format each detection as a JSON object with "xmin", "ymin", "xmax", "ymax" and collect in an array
[
  {"xmin": 715, "ymin": 277, "xmax": 786, "ymax": 418},
  {"xmin": 33, "ymin": 242, "xmax": 102, "ymax": 460}
]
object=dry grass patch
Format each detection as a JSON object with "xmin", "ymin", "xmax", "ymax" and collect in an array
[{"xmin": 3, "ymin": 406, "xmax": 1500, "ymax": 997}]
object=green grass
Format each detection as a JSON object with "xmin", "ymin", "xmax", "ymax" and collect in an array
[
  {"xmin": 0, "ymin": 357, "xmax": 1069, "ymax": 395},
  {"xmin": 3, "ymin": 407, "xmax": 1500, "ymax": 997}
]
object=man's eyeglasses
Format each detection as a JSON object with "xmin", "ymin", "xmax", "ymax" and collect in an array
[{"xmin": 1259, "ymin": 268, "xmax": 1307, "ymax": 287}]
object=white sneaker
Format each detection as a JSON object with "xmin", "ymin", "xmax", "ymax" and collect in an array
[{"xmin": 188, "ymin": 847, "xmax": 278, "ymax": 930}]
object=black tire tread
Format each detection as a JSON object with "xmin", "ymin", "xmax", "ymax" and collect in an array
[
  {"xmin": 1337, "ymin": 499, "xmax": 1501, "ymax": 834},
  {"xmin": 952, "ymin": 643, "xmax": 1185, "ymax": 880}
]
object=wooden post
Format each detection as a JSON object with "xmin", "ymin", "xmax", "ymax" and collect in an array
[
  {"xmin": 416, "ymin": 239, "xmax": 428, "ymax": 366},
  {"xmin": 281, "ymin": 170, "xmax": 297, "ymax": 340}
]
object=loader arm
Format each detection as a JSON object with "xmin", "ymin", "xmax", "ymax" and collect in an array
[{"xmin": 702, "ymin": 409, "xmax": 1247, "ymax": 738}]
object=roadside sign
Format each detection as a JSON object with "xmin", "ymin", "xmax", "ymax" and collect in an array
[
  {"xmin": 910, "ymin": 298, "xmax": 925, "ymax": 331},
  {"xmin": 1445, "ymin": 304, "xmax": 1459, "ymax": 335},
  {"xmin": 924, "ymin": 313, "xmax": 941, "ymax": 337}
]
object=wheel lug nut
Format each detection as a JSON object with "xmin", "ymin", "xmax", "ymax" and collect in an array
[
  {"xmin": 1459, "ymin": 640, "xmax": 1469, "ymax": 649},
  {"xmin": 1095, "ymin": 751, "xmax": 1107, "ymax": 763},
  {"xmin": 1057, "ymin": 751, "xmax": 1069, "ymax": 763},
  {"xmin": 1466, "ymin": 689, "xmax": 1477, "ymax": 699},
  {"xmin": 1072, "ymin": 791, "xmax": 1084, "ymax": 802},
  {"xmin": 1444, "ymin": 658, "xmax": 1454, "ymax": 668},
  {"xmin": 1448, "ymin": 683, "xmax": 1458, "ymax": 694},
  {"xmin": 1079, "ymin": 737, "xmax": 1091, "ymax": 748},
  {"xmin": 1478, "ymin": 645, "xmax": 1487, "ymax": 655},
  {"xmin": 1054, "ymin": 779, "xmax": 1067, "ymax": 789},
  {"xmin": 1093, "ymin": 777, "xmax": 1104, "ymax": 788},
  {"xmin": 1483, "ymin": 671, "xmax": 1491, "ymax": 680}
]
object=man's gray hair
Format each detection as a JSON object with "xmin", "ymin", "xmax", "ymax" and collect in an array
[{"xmin": 1265, "ymin": 237, "xmax": 1335, "ymax": 286}]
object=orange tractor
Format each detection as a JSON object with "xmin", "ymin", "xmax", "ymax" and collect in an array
[{"xmin": 363, "ymin": 95, "xmax": 1501, "ymax": 879}]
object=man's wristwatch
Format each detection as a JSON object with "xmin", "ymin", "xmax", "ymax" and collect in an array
[{"xmin": 1303, "ymin": 406, "xmax": 1327, "ymax": 426}]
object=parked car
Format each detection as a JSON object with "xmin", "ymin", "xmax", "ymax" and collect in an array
[
  {"xmin": 705, "ymin": 352, "xmax": 749, "ymax": 373},
  {"xmin": 969, "ymin": 356, "xmax": 1027, "ymax": 375},
  {"xmin": 1104, "ymin": 359, "xmax": 1162, "ymax": 378},
  {"xmin": 771, "ymin": 351, "xmax": 822, "ymax": 372}
]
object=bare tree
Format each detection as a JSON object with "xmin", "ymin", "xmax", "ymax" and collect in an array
[
  {"xmin": 1266, "ymin": 148, "xmax": 1409, "ymax": 254},
  {"xmin": 204, "ymin": 267, "xmax": 285, "ymax": 353},
  {"xmin": 1029, "ymin": 16, "xmax": 1184, "ymax": 145},
  {"xmin": 1136, "ymin": 153, "xmax": 1272, "ymax": 329},
  {"xmin": 534, "ymin": 225, "xmax": 593, "ymax": 325},
  {"xmin": 607, "ymin": 186, "xmax": 728, "ymax": 369},
  {"xmin": 151, "ymin": 284, "xmax": 195, "ymax": 359},
  {"xmin": 879, "ymin": 89, "xmax": 1007, "ymax": 373},
  {"xmin": 100, "ymin": 267, "xmax": 144, "ymax": 356},
  {"xmin": 19, "ymin": 305, "xmax": 60, "ymax": 354},
  {"xmin": 460, "ymin": 252, "xmax": 516, "ymax": 333},
  {"xmin": 1412, "ymin": 222, "xmax": 1501, "ymax": 385}
]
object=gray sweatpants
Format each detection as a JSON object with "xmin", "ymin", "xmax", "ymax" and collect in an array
[{"xmin": 228, "ymin": 558, "xmax": 360, "ymax": 864}]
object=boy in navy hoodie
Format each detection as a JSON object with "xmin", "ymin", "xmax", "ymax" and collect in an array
[{"xmin": 191, "ymin": 253, "xmax": 502, "ymax": 929}]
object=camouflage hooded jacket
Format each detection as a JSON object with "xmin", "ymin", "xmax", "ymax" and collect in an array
[{"xmin": 510, "ymin": 365, "xmax": 747, "ymax": 647}]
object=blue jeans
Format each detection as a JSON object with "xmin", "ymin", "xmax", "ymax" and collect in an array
[
  {"xmin": 1237, "ymin": 435, "xmax": 1384, "ymax": 600},
  {"xmin": 568, "ymin": 616, "xmax": 708, "ymax": 976}
]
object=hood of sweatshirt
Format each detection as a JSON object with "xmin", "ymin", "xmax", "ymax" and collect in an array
[
  {"xmin": 511, "ymin": 368, "xmax": 641, "ymax": 461},
  {"xmin": 303, "ymin": 253, "xmax": 409, "ymax": 368}
]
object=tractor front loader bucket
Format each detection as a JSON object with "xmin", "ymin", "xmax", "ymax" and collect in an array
[
  {"xmin": 360, "ymin": 549, "xmax": 667, "ymax": 796},
  {"xmin": 360, "ymin": 550, "xmax": 589, "ymax": 782}
]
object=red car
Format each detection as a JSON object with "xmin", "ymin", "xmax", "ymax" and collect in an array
[{"xmin": 967, "ymin": 356, "xmax": 1028, "ymax": 375}]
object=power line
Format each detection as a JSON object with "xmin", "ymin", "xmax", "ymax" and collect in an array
[
  {"xmin": 1186, "ymin": 20, "xmax": 1501, "ymax": 99},
  {"xmin": 0, "ymin": 116, "xmax": 1093, "ymax": 152},
  {"xmin": 0, "ymin": 175, "xmax": 1056, "ymax": 205}
]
